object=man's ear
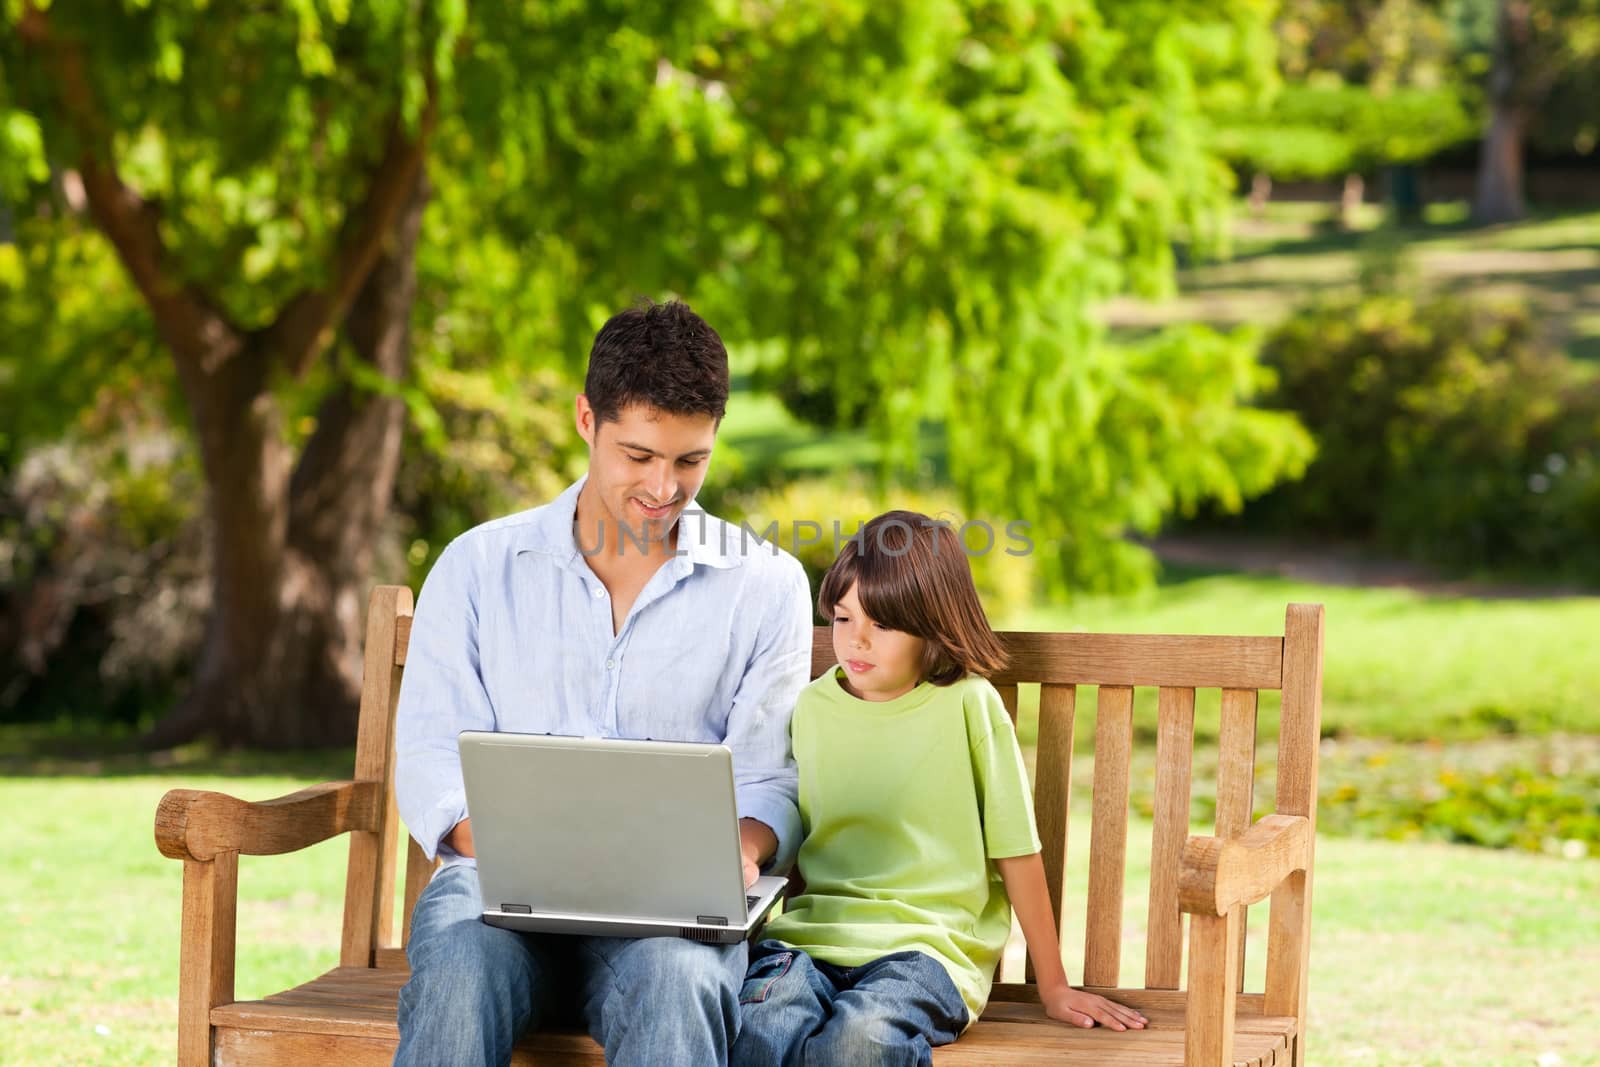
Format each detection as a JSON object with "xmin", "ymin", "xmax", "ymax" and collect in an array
[{"xmin": 575, "ymin": 394, "xmax": 596, "ymax": 448}]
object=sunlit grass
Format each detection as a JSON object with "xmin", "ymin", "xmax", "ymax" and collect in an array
[
  {"xmin": 4, "ymin": 774, "xmax": 1595, "ymax": 1067},
  {"xmin": 1009, "ymin": 568, "xmax": 1600, "ymax": 743}
]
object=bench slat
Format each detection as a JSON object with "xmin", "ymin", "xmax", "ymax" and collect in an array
[
  {"xmin": 401, "ymin": 837, "xmax": 435, "ymax": 950},
  {"xmin": 211, "ymin": 968, "xmax": 1291, "ymax": 1067},
  {"xmin": 1186, "ymin": 908, "xmax": 1244, "ymax": 1066},
  {"xmin": 1265, "ymin": 604, "xmax": 1325, "ymax": 1066},
  {"xmin": 996, "ymin": 683, "xmax": 1019, "ymax": 725},
  {"xmin": 808, "ymin": 630, "xmax": 1285, "ymax": 690},
  {"xmin": 213, "ymin": 1025, "xmax": 608, "ymax": 1066},
  {"xmin": 1027, "ymin": 683, "xmax": 1076, "ymax": 984},
  {"xmin": 342, "ymin": 586, "xmax": 411, "ymax": 969},
  {"xmin": 988, "ymin": 983, "xmax": 1267, "ymax": 1016},
  {"xmin": 1217, "ymin": 687, "xmax": 1260, "ymax": 992},
  {"xmin": 990, "ymin": 632, "xmax": 1284, "ymax": 690},
  {"xmin": 934, "ymin": 1015, "xmax": 1285, "ymax": 1067},
  {"xmin": 1145, "ymin": 686, "xmax": 1196, "ymax": 990},
  {"xmin": 1084, "ymin": 685, "xmax": 1133, "ymax": 986}
]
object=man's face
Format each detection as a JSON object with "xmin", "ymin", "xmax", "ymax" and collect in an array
[{"xmin": 576, "ymin": 397, "xmax": 717, "ymax": 547}]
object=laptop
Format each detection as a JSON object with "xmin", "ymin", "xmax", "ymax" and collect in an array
[{"xmin": 457, "ymin": 731, "xmax": 788, "ymax": 944}]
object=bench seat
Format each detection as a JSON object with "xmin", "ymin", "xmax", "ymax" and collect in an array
[{"xmin": 208, "ymin": 966, "xmax": 1296, "ymax": 1067}]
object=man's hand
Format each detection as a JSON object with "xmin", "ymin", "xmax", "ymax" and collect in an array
[
  {"xmin": 444, "ymin": 818, "xmax": 474, "ymax": 858},
  {"xmin": 1040, "ymin": 984, "xmax": 1147, "ymax": 1031},
  {"xmin": 737, "ymin": 818, "xmax": 776, "ymax": 888}
]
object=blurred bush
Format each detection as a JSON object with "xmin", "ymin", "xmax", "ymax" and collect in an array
[
  {"xmin": 0, "ymin": 209, "xmax": 588, "ymax": 729},
  {"xmin": 1250, "ymin": 276, "xmax": 1600, "ymax": 581},
  {"xmin": 0, "ymin": 393, "xmax": 206, "ymax": 726},
  {"xmin": 1216, "ymin": 81, "xmax": 1477, "ymax": 181},
  {"xmin": 1310, "ymin": 738, "xmax": 1600, "ymax": 857},
  {"xmin": 724, "ymin": 477, "xmax": 1039, "ymax": 625}
]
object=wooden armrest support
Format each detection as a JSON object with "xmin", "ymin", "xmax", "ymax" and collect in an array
[
  {"xmin": 1178, "ymin": 813, "xmax": 1312, "ymax": 916},
  {"xmin": 155, "ymin": 780, "xmax": 382, "ymax": 862}
]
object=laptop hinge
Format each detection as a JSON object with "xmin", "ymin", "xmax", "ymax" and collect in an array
[
  {"xmin": 501, "ymin": 904, "xmax": 532, "ymax": 914},
  {"xmin": 696, "ymin": 915, "xmax": 729, "ymax": 926}
]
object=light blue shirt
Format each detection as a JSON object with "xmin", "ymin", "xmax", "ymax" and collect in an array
[{"xmin": 395, "ymin": 476, "xmax": 813, "ymax": 873}]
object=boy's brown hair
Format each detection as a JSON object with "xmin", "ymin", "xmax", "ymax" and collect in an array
[{"xmin": 817, "ymin": 510, "xmax": 1009, "ymax": 686}]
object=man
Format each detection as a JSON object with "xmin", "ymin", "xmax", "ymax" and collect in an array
[{"xmin": 394, "ymin": 300, "xmax": 812, "ymax": 1066}]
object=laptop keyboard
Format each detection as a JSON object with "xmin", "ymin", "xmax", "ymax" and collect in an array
[{"xmin": 746, "ymin": 895, "xmax": 760, "ymax": 912}]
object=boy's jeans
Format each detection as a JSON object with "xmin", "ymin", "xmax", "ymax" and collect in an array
[
  {"xmin": 395, "ymin": 865, "xmax": 746, "ymax": 1067},
  {"xmin": 732, "ymin": 938, "xmax": 969, "ymax": 1067}
]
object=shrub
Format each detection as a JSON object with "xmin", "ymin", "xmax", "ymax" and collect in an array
[
  {"xmin": 1254, "ymin": 289, "xmax": 1600, "ymax": 580},
  {"xmin": 0, "ymin": 395, "xmax": 207, "ymax": 726}
]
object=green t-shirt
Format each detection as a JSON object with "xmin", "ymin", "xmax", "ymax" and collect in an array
[{"xmin": 761, "ymin": 668, "xmax": 1042, "ymax": 1023}]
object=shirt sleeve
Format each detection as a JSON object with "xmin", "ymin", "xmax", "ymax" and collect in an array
[
  {"xmin": 394, "ymin": 536, "xmax": 498, "ymax": 862},
  {"xmin": 723, "ymin": 551, "xmax": 812, "ymax": 873},
  {"xmin": 967, "ymin": 680, "xmax": 1043, "ymax": 860}
]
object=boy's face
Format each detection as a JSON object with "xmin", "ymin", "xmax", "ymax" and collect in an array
[
  {"xmin": 575, "ymin": 397, "xmax": 717, "ymax": 550},
  {"xmin": 830, "ymin": 582, "xmax": 927, "ymax": 703}
]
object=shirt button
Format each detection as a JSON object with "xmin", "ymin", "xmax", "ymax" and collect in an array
[
  {"xmin": 605, "ymin": 659, "xmax": 615, "ymax": 670},
  {"xmin": 593, "ymin": 587, "xmax": 605, "ymax": 598}
]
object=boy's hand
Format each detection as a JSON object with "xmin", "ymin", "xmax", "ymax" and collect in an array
[{"xmin": 1041, "ymin": 986, "xmax": 1148, "ymax": 1031}]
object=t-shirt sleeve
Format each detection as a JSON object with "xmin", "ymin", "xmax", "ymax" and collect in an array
[{"xmin": 966, "ymin": 681, "xmax": 1043, "ymax": 860}]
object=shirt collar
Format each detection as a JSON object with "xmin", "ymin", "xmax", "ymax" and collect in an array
[{"xmin": 516, "ymin": 475, "xmax": 745, "ymax": 571}]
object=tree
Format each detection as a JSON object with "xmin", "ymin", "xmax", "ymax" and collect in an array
[
  {"xmin": 1469, "ymin": 0, "xmax": 1600, "ymax": 222},
  {"xmin": 4, "ymin": 1, "xmax": 1311, "ymax": 746},
  {"xmin": 7, "ymin": 3, "xmax": 440, "ymax": 746},
  {"xmin": 1216, "ymin": 0, "xmax": 1477, "ymax": 224}
]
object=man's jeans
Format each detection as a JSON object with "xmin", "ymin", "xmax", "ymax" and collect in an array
[
  {"xmin": 395, "ymin": 865, "xmax": 746, "ymax": 1067},
  {"xmin": 731, "ymin": 939, "xmax": 969, "ymax": 1067}
]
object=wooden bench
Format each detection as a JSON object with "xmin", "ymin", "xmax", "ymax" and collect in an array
[{"xmin": 156, "ymin": 585, "xmax": 1324, "ymax": 1066}]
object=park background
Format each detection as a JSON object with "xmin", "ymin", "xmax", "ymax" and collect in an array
[{"xmin": 2, "ymin": 2, "xmax": 1598, "ymax": 1064}]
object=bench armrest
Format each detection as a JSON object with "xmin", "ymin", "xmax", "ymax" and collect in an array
[
  {"xmin": 1178, "ymin": 813, "xmax": 1312, "ymax": 917},
  {"xmin": 155, "ymin": 780, "xmax": 382, "ymax": 862}
]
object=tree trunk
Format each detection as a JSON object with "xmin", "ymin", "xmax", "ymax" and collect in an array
[
  {"xmin": 1248, "ymin": 172, "xmax": 1271, "ymax": 217},
  {"xmin": 1473, "ymin": 104, "xmax": 1526, "ymax": 224},
  {"xmin": 1339, "ymin": 173, "xmax": 1365, "ymax": 231},
  {"xmin": 145, "ymin": 171, "xmax": 428, "ymax": 749},
  {"xmin": 1473, "ymin": 0, "xmax": 1530, "ymax": 224}
]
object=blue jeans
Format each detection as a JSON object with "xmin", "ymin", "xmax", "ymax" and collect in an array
[
  {"xmin": 731, "ymin": 939, "xmax": 969, "ymax": 1067},
  {"xmin": 395, "ymin": 865, "xmax": 746, "ymax": 1066}
]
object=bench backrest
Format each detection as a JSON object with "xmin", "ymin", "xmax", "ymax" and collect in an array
[{"xmin": 351, "ymin": 588, "xmax": 1322, "ymax": 1033}]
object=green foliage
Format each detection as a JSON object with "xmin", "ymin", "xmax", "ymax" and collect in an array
[
  {"xmin": 3, "ymin": 1, "xmax": 463, "ymax": 326},
  {"xmin": 1451, "ymin": 0, "xmax": 1600, "ymax": 156},
  {"xmin": 2, "ymin": 0, "xmax": 1309, "ymax": 612},
  {"xmin": 1214, "ymin": 0, "xmax": 1483, "ymax": 181},
  {"xmin": 967, "ymin": 324, "xmax": 1313, "ymax": 592},
  {"xmin": 1255, "ymin": 281, "xmax": 1600, "ymax": 578},
  {"xmin": 1312, "ymin": 738, "xmax": 1600, "ymax": 856},
  {"xmin": 0, "ymin": 217, "xmax": 168, "ymax": 467},
  {"xmin": 723, "ymin": 477, "xmax": 1041, "ymax": 624},
  {"xmin": 1216, "ymin": 80, "xmax": 1477, "ymax": 178},
  {"xmin": 430, "ymin": 0, "xmax": 1310, "ymax": 592},
  {"xmin": 393, "ymin": 186, "xmax": 592, "ymax": 582}
]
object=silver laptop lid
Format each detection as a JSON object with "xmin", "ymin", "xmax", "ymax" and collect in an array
[{"xmin": 458, "ymin": 732, "xmax": 750, "ymax": 925}]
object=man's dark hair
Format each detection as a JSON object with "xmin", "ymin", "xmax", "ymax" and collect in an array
[{"xmin": 584, "ymin": 299, "xmax": 730, "ymax": 424}]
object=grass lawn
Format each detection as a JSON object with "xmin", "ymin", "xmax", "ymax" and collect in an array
[
  {"xmin": 1108, "ymin": 204, "xmax": 1600, "ymax": 363},
  {"xmin": 3, "ymin": 774, "xmax": 1596, "ymax": 1066},
  {"xmin": 1008, "ymin": 566, "xmax": 1600, "ymax": 744}
]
